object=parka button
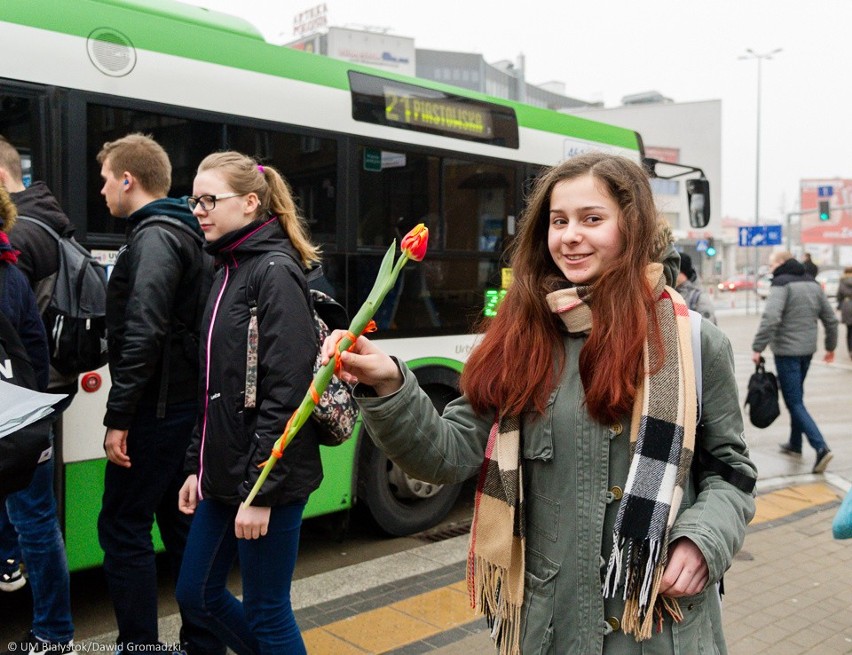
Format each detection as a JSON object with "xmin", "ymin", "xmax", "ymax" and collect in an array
[
  {"xmin": 606, "ymin": 617, "xmax": 621, "ymax": 632},
  {"xmin": 609, "ymin": 423, "xmax": 623, "ymax": 437},
  {"xmin": 609, "ymin": 486, "xmax": 623, "ymax": 500}
]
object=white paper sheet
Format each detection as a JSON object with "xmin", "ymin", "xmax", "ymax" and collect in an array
[{"xmin": 0, "ymin": 381, "xmax": 68, "ymax": 438}]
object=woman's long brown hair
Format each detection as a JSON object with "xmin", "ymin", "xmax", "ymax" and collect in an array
[{"xmin": 460, "ymin": 152, "xmax": 661, "ymax": 424}]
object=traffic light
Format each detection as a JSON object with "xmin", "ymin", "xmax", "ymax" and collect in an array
[
  {"xmin": 705, "ymin": 237, "xmax": 717, "ymax": 257},
  {"xmin": 819, "ymin": 199, "xmax": 831, "ymax": 221}
]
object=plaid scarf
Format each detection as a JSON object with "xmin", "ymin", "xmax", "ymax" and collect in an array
[
  {"xmin": 467, "ymin": 414, "xmax": 525, "ymax": 654},
  {"xmin": 467, "ymin": 264, "xmax": 696, "ymax": 650}
]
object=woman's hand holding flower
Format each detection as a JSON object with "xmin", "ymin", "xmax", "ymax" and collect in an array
[{"xmin": 321, "ymin": 330, "xmax": 403, "ymax": 396}]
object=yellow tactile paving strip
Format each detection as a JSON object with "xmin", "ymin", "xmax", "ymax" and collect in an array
[
  {"xmin": 303, "ymin": 583, "xmax": 477, "ymax": 654},
  {"xmin": 303, "ymin": 483, "xmax": 842, "ymax": 654},
  {"xmin": 751, "ymin": 482, "xmax": 841, "ymax": 525}
]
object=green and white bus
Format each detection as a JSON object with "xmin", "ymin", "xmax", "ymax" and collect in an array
[{"xmin": 0, "ymin": 0, "xmax": 649, "ymax": 571}]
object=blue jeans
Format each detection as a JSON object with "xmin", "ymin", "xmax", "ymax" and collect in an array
[
  {"xmin": 774, "ymin": 355, "xmax": 829, "ymax": 454},
  {"xmin": 176, "ymin": 499, "xmax": 306, "ymax": 655},
  {"xmin": 98, "ymin": 402, "xmax": 222, "ymax": 654},
  {"xmin": 4, "ymin": 441, "xmax": 74, "ymax": 643},
  {"xmin": 0, "ymin": 504, "xmax": 21, "ymax": 568}
]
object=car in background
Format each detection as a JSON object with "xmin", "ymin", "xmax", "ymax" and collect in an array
[
  {"xmin": 816, "ymin": 268, "xmax": 842, "ymax": 299},
  {"xmin": 756, "ymin": 274, "xmax": 772, "ymax": 299},
  {"xmin": 717, "ymin": 274, "xmax": 755, "ymax": 292}
]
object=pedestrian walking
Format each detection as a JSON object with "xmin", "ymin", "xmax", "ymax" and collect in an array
[
  {"xmin": 800, "ymin": 252, "xmax": 818, "ymax": 278},
  {"xmin": 752, "ymin": 250, "xmax": 837, "ymax": 473},
  {"xmin": 835, "ymin": 266, "xmax": 852, "ymax": 359},
  {"xmin": 175, "ymin": 152, "xmax": 323, "ymax": 655},
  {"xmin": 95, "ymin": 133, "xmax": 222, "ymax": 655},
  {"xmin": 322, "ymin": 152, "xmax": 756, "ymax": 654}
]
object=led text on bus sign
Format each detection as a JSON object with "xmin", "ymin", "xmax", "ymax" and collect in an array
[
  {"xmin": 349, "ymin": 71, "xmax": 519, "ymax": 148},
  {"xmin": 384, "ymin": 87, "xmax": 493, "ymax": 140}
]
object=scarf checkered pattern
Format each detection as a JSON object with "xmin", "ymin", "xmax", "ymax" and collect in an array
[
  {"xmin": 467, "ymin": 264, "xmax": 696, "ymax": 650},
  {"xmin": 467, "ymin": 414, "xmax": 524, "ymax": 654}
]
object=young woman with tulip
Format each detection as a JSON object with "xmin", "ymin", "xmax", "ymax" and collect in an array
[
  {"xmin": 175, "ymin": 151, "xmax": 322, "ymax": 655},
  {"xmin": 322, "ymin": 152, "xmax": 756, "ymax": 655}
]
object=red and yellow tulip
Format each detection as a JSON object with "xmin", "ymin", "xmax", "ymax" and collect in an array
[{"xmin": 244, "ymin": 224, "xmax": 429, "ymax": 506}]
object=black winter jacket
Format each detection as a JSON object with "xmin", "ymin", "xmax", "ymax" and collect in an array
[
  {"xmin": 104, "ymin": 199, "xmax": 212, "ymax": 429},
  {"xmin": 186, "ymin": 217, "xmax": 323, "ymax": 507},
  {"xmin": 8, "ymin": 182, "xmax": 78, "ymax": 393},
  {"xmin": 8, "ymin": 182, "xmax": 72, "ymax": 288},
  {"xmin": 0, "ymin": 254, "xmax": 49, "ymax": 391}
]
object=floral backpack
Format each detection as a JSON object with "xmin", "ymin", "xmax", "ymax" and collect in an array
[{"xmin": 245, "ymin": 252, "xmax": 357, "ymax": 446}]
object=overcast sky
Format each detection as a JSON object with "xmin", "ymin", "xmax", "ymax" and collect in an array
[{"xmin": 181, "ymin": 0, "xmax": 851, "ymax": 222}]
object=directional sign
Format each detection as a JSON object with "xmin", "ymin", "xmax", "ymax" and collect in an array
[
  {"xmin": 818, "ymin": 185, "xmax": 834, "ymax": 198},
  {"xmin": 739, "ymin": 225, "xmax": 783, "ymax": 247}
]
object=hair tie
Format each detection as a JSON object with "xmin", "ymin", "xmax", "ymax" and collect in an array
[{"xmin": 257, "ymin": 165, "xmax": 265, "ymax": 173}]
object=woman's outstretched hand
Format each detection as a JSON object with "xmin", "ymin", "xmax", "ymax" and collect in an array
[{"xmin": 321, "ymin": 330, "xmax": 403, "ymax": 396}]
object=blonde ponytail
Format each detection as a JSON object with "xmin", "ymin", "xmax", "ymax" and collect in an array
[{"xmin": 261, "ymin": 166, "xmax": 321, "ymax": 267}]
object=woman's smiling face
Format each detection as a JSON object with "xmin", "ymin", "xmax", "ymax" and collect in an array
[{"xmin": 547, "ymin": 174, "xmax": 624, "ymax": 285}]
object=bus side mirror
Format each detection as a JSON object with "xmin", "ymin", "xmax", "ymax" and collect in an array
[{"xmin": 686, "ymin": 178, "xmax": 710, "ymax": 228}]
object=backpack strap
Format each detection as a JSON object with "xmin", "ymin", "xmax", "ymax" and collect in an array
[
  {"xmin": 17, "ymin": 215, "xmax": 64, "ymax": 240},
  {"xmin": 689, "ymin": 309, "xmax": 702, "ymax": 424},
  {"xmin": 689, "ymin": 311, "xmax": 756, "ymax": 495},
  {"xmin": 243, "ymin": 251, "xmax": 312, "ymax": 409}
]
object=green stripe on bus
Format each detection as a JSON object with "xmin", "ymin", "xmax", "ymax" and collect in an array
[
  {"xmin": 1, "ymin": 1, "xmax": 640, "ymax": 151},
  {"xmin": 64, "ymin": 432, "xmax": 359, "ymax": 571},
  {"xmin": 304, "ymin": 424, "xmax": 359, "ymax": 518}
]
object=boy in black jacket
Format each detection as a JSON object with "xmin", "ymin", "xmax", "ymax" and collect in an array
[{"xmin": 95, "ymin": 133, "xmax": 221, "ymax": 655}]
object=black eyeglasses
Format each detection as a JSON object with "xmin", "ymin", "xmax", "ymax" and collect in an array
[{"xmin": 187, "ymin": 192, "xmax": 245, "ymax": 211}]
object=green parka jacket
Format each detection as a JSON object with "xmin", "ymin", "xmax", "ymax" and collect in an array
[{"xmin": 356, "ymin": 319, "xmax": 756, "ymax": 655}]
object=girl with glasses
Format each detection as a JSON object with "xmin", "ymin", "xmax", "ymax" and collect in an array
[{"xmin": 176, "ymin": 151, "xmax": 321, "ymax": 655}]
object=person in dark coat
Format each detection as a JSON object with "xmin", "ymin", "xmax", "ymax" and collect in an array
[
  {"xmin": 0, "ymin": 185, "xmax": 74, "ymax": 652},
  {"xmin": 675, "ymin": 252, "xmax": 717, "ymax": 324},
  {"xmin": 835, "ymin": 266, "xmax": 852, "ymax": 358},
  {"xmin": 0, "ymin": 136, "xmax": 78, "ymax": 607},
  {"xmin": 801, "ymin": 252, "xmax": 818, "ymax": 278},
  {"xmin": 175, "ymin": 152, "xmax": 323, "ymax": 655}
]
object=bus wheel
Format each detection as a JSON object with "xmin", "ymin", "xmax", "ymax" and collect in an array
[
  {"xmin": 360, "ymin": 441, "xmax": 463, "ymax": 536},
  {"xmin": 359, "ymin": 380, "xmax": 462, "ymax": 536}
]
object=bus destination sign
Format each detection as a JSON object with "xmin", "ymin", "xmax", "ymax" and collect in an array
[
  {"xmin": 384, "ymin": 87, "xmax": 493, "ymax": 140},
  {"xmin": 349, "ymin": 71, "xmax": 519, "ymax": 148}
]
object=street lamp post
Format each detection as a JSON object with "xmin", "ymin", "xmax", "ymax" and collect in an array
[{"xmin": 740, "ymin": 47, "xmax": 782, "ymax": 314}]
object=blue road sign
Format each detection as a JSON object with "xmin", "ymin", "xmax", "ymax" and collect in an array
[
  {"xmin": 818, "ymin": 185, "xmax": 834, "ymax": 198},
  {"xmin": 696, "ymin": 239, "xmax": 708, "ymax": 252},
  {"xmin": 739, "ymin": 225, "xmax": 783, "ymax": 247}
]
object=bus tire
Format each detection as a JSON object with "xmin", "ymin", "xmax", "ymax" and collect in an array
[
  {"xmin": 359, "ymin": 442, "xmax": 463, "ymax": 536},
  {"xmin": 359, "ymin": 373, "xmax": 463, "ymax": 536}
]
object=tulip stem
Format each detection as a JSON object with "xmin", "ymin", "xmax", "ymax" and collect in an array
[{"xmin": 243, "ymin": 239, "xmax": 420, "ymax": 507}]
